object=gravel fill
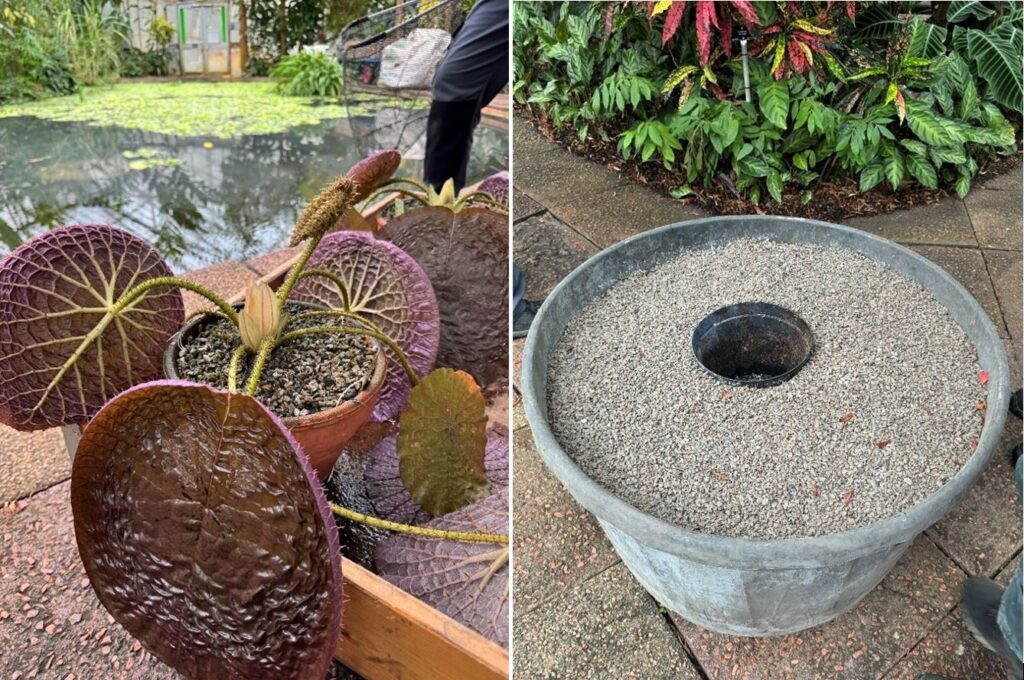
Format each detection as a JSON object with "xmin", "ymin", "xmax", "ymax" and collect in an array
[
  {"xmin": 547, "ymin": 239, "xmax": 987, "ymax": 540},
  {"xmin": 177, "ymin": 303, "xmax": 376, "ymax": 418}
]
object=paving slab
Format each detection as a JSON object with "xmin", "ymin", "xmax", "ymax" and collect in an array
[
  {"xmin": 926, "ymin": 416, "xmax": 1024, "ymax": 577},
  {"xmin": 0, "ymin": 427, "xmax": 69, "ymax": 505},
  {"xmin": 512, "ymin": 115, "xmax": 560, "ymax": 161},
  {"xmin": 514, "ymin": 212, "xmax": 598, "ymax": 298},
  {"xmin": 965, "ymin": 166, "xmax": 1024, "ymax": 251},
  {"xmin": 881, "ymin": 608, "xmax": 1005, "ymax": 680},
  {"xmin": 513, "ymin": 338, "xmax": 524, "ymax": 393},
  {"xmin": 0, "ymin": 482, "xmax": 178, "ymax": 679},
  {"xmin": 512, "ymin": 429, "xmax": 620, "ymax": 614},
  {"xmin": 513, "ymin": 562, "xmax": 699, "ymax": 680},
  {"xmin": 909, "ymin": 245, "xmax": 1007, "ymax": 338},
  {"xmin": 984, "ymin": 249, "xmax": 1023, "ymax": 364},
  {"xmin": 671, "ymin": 536, "xmax": 964, "ymax": 680},
  {"xmin": 544, "ymin": 180, "xmax": 704, "ymax": 249},
  {"xmin": 512, "ymin": 390, "xmax": 527, "ymax": 433},
  {"xmin": 845, "ymin": 200, "xmax": 977, "ymax": 247},
  {"xmin": 180, "ymin": 260, "xmax": 256, "ymax": 315},
  {"xmin": 513, "ymin": 189, "xmax": 544, "ymax": 223}
]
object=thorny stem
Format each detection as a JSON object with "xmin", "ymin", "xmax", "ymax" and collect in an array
[
  {"xmin": 297, "ymin": 268, "xmax": 351, "ymax": 309},
  {"xmin": 113, "ymin": 276, "xmax": 238, "ymax": 324},
  {"xmin": 361, "ymin": 186, "xmax": 431, "ymax": 209},
  {"xmin": 329, "ymin": 502, "xmax": 508, "ymax": 545},
  {"xmin": 227, "ymin": 344, "xmax": 247, "ymax": 393},
  {"xmin": 275, "ymin": 234, "xmax": 321, "ymax": 306},
  {"xmin": 374, "ymin": 176, "xmax": 433, "ymax": 195},
  {"xmin": 243, "ymin": 335, "xmax": 276, "ymax": 396},
  {"xmin": 455, "ymin": 193, "xmax": 507, "ymax": 212},
  {"xmin": 277, "ymin": 325, "xmax": 419, "ymax": 386}
]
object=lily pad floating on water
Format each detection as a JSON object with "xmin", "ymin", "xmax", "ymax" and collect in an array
[{"xmin": 71, "ymin": 380, "xmax": 343, "ymax": 679}]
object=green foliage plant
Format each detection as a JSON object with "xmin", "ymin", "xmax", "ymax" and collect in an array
[{"xmin": 270, "ymin": 49, "xmax": 344, "ymax": 97}]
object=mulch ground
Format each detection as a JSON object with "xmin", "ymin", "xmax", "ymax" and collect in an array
[{"xmin": 517, "ymin": 104, "xmax": 1021, "ymax": 222}]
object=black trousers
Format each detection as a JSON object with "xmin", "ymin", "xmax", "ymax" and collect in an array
[{"xmin": 423, "ymin": 0, "xmax": 508, "ymax": 193}]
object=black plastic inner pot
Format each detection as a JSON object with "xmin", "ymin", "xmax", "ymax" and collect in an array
[{"xmin": 691, "ymin": 302, "xmax": 814, "ymax": 388}]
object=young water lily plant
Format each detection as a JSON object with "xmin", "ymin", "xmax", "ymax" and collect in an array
[{"xmin": 0, "ymin": 151, "xmax": 509, "ymax": 677}]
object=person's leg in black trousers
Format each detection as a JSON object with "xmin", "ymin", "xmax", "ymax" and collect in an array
[{"xmin": 424, "ymin": 0, "xmax": 508, "ymax": 193}]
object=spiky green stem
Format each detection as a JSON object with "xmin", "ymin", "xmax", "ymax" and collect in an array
[
  {"xmin": 113, "ymin": 276, "xmax": 238, "ymax": 324},
  {"xmin": 243, "ymin": 335, "xmax": 276, "ymax": 396},
  {"xmin": 227, "ymin": 344, "xmax": 247, "ymax": 393},
  {"xmin": 329, "ymin": 502, "xmax": 508, "ymax": 544},
  {"xmin": 275, "ymin": 235, "xmax": 321, "ymax": 305},
  {"xmin": 296, "ymin": 268, "xmax": 351, "ymax": 309}
]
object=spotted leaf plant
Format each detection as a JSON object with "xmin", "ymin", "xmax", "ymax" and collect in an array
[{"xmin": 0, "ymin": 151, "xmax": 509, "ymax": 676}]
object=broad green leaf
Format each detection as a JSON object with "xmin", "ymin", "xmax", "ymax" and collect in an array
[
  {"xmin": 955, "ymin": 168, "xmax": 973, "ymax": 198},
  {"xmin": 908, "ymin": 18, "xmax": 948, "ymax": 58},
  {"xmin": 965, "ymin": 30, "xmax": 1023, "ymax": 113},
  {"xmin": 905, "ymin": 101, "xmax": 961, "ymax": 146},
  {"xmin": 859, "ymin": 161, "xmax": 885, "ymax": 192},
  {"xmin": 663, "ymin": 65, "xmax": 697, "ymax": 94},
  {"xmin": 884, "ymin": 150, "xmax": 905, "ymax": 190},
  {"xmin": 948, "ymin": 0, "xmax": 995, "ymax": 23},
  {"xmin": 397, "ymin": 368, "xmax": 489, "ymax": 516},
  {"xmin": 907, "ymin": 155, "xmax": 939, "ymax": 189},
  {"xmin": 766, "ymin": 170, "xmax": 784, "ymax": 204},
  {"xmin": 759, "ymin": 81, "xmax": 789, "ymax": 129}
]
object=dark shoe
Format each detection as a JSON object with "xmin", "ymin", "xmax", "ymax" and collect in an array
[
  {"xmin": 512, "ymin": 299, "xmax": 542, "ymax": 339},
  {"xmin": 1011, "ymin": 388, "xmax": 1022, "ymax": 419},
  {"xmin": 962, "ymin": 577, "xmax": 1023, "ymax": 680}
]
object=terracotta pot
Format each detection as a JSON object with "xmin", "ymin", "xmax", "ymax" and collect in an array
[{"xmin": 164, "ymin": 302, "xmax": 386, "ymax": 481}]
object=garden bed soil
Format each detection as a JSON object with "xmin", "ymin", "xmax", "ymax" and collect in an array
[
  {"xmin": 176, "ymin": 303, "xmax": 376, "ymax": 418},
  {"xmin": 547, "ymin": 239, "xmax": 987, "ymax": 540},
  {"xmin": 518, "ymin": 105, "xmax": 1021, "ymax": 221}
]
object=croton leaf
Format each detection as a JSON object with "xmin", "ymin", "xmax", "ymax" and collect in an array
[
  {"xmin": 290, "ymin": 231, "xmax": 440, "ymax": 421},
  {"xmin": 70, "ymin": 380, "xmax": 342, "ymax": 679},
  {"xmin": 365, "ymin": 430, "xmax": 508, "ymax": 524},
  {"xmin": 476, "ymin": 171, "xmax": 509, "ymax": 206},
  {"xmin": 348, "ymin": 149, "xmax": 402, "ymax": 203},
  {"xmin": 397, "ymin": 368, "xmax": 488, "ymax": 517},
  {"xmin": 374, "ymin": 492, "xmax": 509, "ymax": 647},
  {"xmin": 381, "ymin": 207, "xmax": 508, "ymax": 386},
  {"xmin": 0, "ymin": 224, "xmax": 184, "ymax": 430}
]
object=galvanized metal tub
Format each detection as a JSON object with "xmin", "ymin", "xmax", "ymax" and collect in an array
[{"xmin": 521, "ymin": 216, "xmax": 1010, "ymax": 636}]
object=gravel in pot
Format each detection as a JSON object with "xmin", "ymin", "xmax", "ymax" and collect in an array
[
  {"xmin": 175, "ymin": 303, "xmax": 377, "ymax": 419},
  {"xmin": 547, "ymin": 239, "xmax": 986, "ymax": 540}
]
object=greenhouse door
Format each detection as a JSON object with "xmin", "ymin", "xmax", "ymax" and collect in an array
[{"xmin": 176, "ymin": 3, "xmax": 230, "ymax": 74}]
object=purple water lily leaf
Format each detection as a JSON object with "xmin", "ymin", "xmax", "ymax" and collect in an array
[
  {"xmin": 0, "ymin": 224, "xmax": 184, "ymax": 430},
  {"xmin": 290, "ymin": 231, "xmax": 439, "ymax": 421},
  {"xmin": 476, "ymin": 171, "xmax": 509, "ymax": 206},
  {"xmin": 381, "ymin": 207, "xmax": 508, "ymax": 387},
  {"xmin": 374, "ymin": 492, "xmax": 509, "ymax": 647},
  {"xmin": 365, "ymin": 430, "xmax": 509, "ymax": 524},
  {"xmin": 71, "ymin": 380, "xmax": 342, "ymax": 680}
]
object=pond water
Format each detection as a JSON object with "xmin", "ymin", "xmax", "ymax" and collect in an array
[{"xmin": 0, "ymin": 114, "xmax": 507, "ymax": 272}]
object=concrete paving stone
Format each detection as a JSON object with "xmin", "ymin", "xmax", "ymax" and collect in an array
[
  {"xmin": 513, "ymin": 338, "xmax": 524, "ymax": 392},
  {"xmin": 0, "ymin": 427, "xmax": 70, "ymax": 505},
  {"xmin": 672, "ymin": 536, "xmax": 964, "ymax": 680},
  {"xmin": 984, "ymin": 249, "xmax": 1023, "ymax": 362},
  {"xmin": 514, "ymin": 212, "xmax": 598, "ymax": 298},
  {"xmin": 512, "ymin": 430, "xmax": 619, "ymax": 614},
  {"xmin": 909, "ymin": 245, "xmax": 1008, "ymax": 338},
  {"xmin": 513, "ymin": 562, "xmax": 699, "ymax": 680},
  {"xmin": 512, "ymin": 390, "xmax": 527, "ymax": 433},
  {"xmin": 0, "ymin": 482, "xmax": 179, "ymax": 679},
  {"xmin": 244, "ymin": 245, "xmax": 301, "ymax": 277},
  {"xmin": 965, "ymin": 166, "xmax": 1024, "ymax": 251},
  {"xmin": 927, "ymin": 415, "xmax": 1024, "ymax": 577},
  {"xmin": 545, "ymin": 179, "xmax": 704, "ymax": 250},
  {"xmin": 1003, "ymin": 337, "xmax": 1022, "ymax": 390},
  {"xmin": 512, "ymin": 115, "xmax": 560, "ymax": 160},
  {"xmin": 881, "ymin": 608, "xmax": 1005, "ymax": 680},
  {"xmin": 845, "ymin": 200, "xmax": 977, "ymax": 247},
  {"xmin": 180, "ymin": 260, "xmax": 256, "ymax": 315},
  {"xmin": 976, "ymin": 163, "xmax": 1022, "ymax": 193},
  {"xmin": 513, "ymin": 189, "xmax": 545, "ymax": 223}
]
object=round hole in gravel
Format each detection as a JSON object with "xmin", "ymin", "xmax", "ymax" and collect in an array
[{"xmin": 692, "ymin": 302, "xmax": 813, "ymax": 388}]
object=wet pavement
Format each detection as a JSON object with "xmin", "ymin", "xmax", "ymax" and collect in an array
[{"xmin": 512, "ymin": 115, "xmax": 1022, "ymax": 679}]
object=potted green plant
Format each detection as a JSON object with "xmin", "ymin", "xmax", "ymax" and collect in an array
[{"xmin": 0, "ymin": 151, "xmax": 510, "ymax": 678}]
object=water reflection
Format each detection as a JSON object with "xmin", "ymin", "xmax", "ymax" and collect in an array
[{"xmin": 0, "ymin": 115, "xmax": 507, "ymax": 272}]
